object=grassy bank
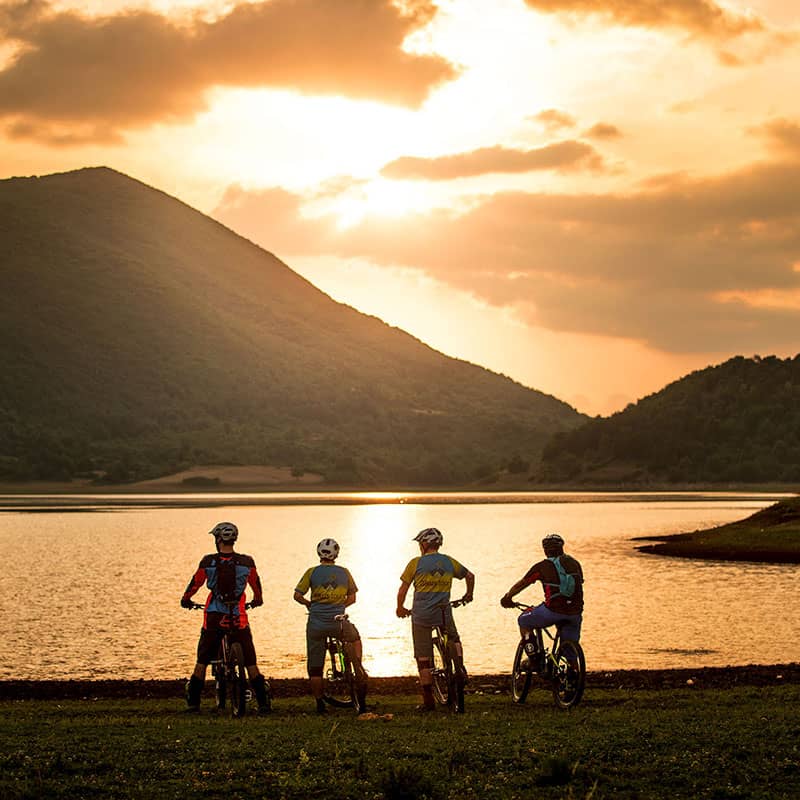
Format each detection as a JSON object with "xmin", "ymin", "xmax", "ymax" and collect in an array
[
  {"xmin": 636, "ymin": 497, "xmax": 800, "ymax": 562},
  {"xmin": 2, "ymin": 683, "xmax": 799, "ymax": 799}
]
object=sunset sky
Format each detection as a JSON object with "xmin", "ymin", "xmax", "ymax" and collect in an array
[{"xmin": 2, "ymin": 0, "xmax": 799, "ymax": 415}]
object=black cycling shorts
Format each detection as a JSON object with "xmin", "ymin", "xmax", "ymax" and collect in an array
[{"xmin": 196, "ymin": 625, "xmax": 257, "ymax": 666}]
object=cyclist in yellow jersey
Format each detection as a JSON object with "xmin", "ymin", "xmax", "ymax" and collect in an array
[
  {"xmin": 294, "ymin": 538, "xmax": 363, "ymax": 714},
  {"xmin": 396, "ymin": 527, "xmax": 474, "ymax": 711}
]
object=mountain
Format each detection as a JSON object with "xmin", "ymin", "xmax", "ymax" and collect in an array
[
  {"xmin": 0, "ymin": 167, "xmax": 584, "ymax": 486},
  {"xmin": 535, "ymin": 354, "xmax": 800, "ymax": 485}
]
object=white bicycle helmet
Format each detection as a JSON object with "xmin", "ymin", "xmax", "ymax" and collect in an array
[
  {"xmin": 413, "ymin": 527, "xmax": 443, "ymax": 547},
  {"xmin": 317, "ymin": 538, "xmax": 340, "ymax": 560},
  {"xmin": 209, "ymin": 521, "xmax": 238, "ymax": 543}
]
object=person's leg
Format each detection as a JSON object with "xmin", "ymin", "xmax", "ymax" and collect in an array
[
  {"xmin": 412, "ymin": 622, "xmax": 435, "ymax": 710},
  {"xmin": 306, "ymin": 622, "xmax": 327, "ymax": 713},
  {"xmin": 239, "ymin": 629, "xmax": 270, "ymax": 713},
  {"xmin": 186, "ymin": 629, "xmax": 218, "ymax": 710}
]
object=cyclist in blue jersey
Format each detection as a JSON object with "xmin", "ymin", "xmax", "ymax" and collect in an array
[
  {"xmin": 181, "ymin": 521, "xmax": 270, "ymax": 713},
  {"xmin": 293, "ymin": 538, "xmax": 364, "ymax": 714},
  {"xmin": 396, "ymin": 527, "xmax": 474, "ymax": 711}
]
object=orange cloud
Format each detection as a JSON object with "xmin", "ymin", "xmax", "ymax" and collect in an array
[
  {"xmin": 583, "ymin": 122, "xmax": 622, "ymax": 140},
  {"xmin": 215, "ymin": 158, "xmax": 800, "ymax": 354},
  {"xmin": 752, "ymin": 118, "xmax": 800, "ymax": 158},
  {"xmin": 522, "ymin": 0, "xmax": 765, "ymax": 40},
  {"xmin": 530, "ymin": 108, "xmax": 576, "ymax": 132},
  {"xmin": 380, "ymin": 140, "xmax": 605, "ymax": 180},
  {"xmin": 0, "ymin": 0, "xmax": 455, "ymax": 143}
]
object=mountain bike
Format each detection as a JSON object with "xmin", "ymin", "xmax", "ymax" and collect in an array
[
  {"xmin": 322, "ymin": 613, "xmax": 368, "ymax": 713},
  {"xmin": 508, "ymin": 603, "xmax": 585, "ymax": 709},
  {"xmin": 189, "ymin": 601, "xmax": 269, "ymax": 717},
  {"xmin": 430, "ymin": 599, "xmax": 468, "ymax": 713}
]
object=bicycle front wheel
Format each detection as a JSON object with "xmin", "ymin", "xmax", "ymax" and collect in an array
[
  {"xmin": 229, "ymin": 642, "xmax": 248, "ymax": 718},
  {"xmin": 511, "ymin": 640, "xmax": 532, "ymax": 704},
  {"xmin": 323, "ymin": 641, "xmax": 357, "ymax": 709},
  {"xmin": 450, "ymin": 646, "xmax": 465, "ymax": 714},
  {"xmin": 431, "ymin": 636, "xmax": 450, "ymax": 706},
  {"xmin": 552, "ymin": 639, "xmax": 586, "ymax": 710}
]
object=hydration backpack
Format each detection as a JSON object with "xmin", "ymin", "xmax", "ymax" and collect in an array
[
  {"xmin": 213, "ymin": 554, "xmax": 242, "ymax": 604},
  {"xmin": 548, "ymin": 555, "xmax": 576, "ymax": 599}
]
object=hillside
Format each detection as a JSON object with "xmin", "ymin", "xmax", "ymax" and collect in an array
[
  {"xmin": 534, "ymin": 354, "xmax": 800, "ymax": 485},
  {"xmin": 635, "ymin": 497, "xmax": 800, "ymax": 562},
  {"xmin": 0, "ymin": 167, "xmax": 583, "ymax": 486}
]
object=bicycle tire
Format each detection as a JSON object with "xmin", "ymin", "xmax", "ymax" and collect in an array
[
  {"xmin": 430, "ymin": 635, "xmax": 450, "ymax": 706},
  {"xmin": 351, "ymin": 653, "xmax": 368, "ymax": 714},
  {"xmin": 552, "ymin": 639, "xmax": 586, "ymax": 710},
  {"xmin": 323, "ymin": 640, "xmax": 357, "ymax": 709},
  {"xmin": 213, "ymin": 662, "xmax": 227, "ymax": 710},
  {"xmin": 511, "ymin": 640, "xmax": 532, "ymax": 704},
  {"xmin": 229, "ymin": 641, "xmax": 248, "ymax": 718},
  {"xmin": 450, "ymin": 645, "xmax": 465, "ymax": 714}
]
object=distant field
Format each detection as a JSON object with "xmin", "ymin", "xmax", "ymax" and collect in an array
[{"xmin": 2, "ymin": 683, "xmax": 798, "ymax": 799}]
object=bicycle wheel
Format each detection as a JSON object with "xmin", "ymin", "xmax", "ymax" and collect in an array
[
  {"xmin": 450, "ymin": 646, "xmax": 465, "ymax": 714},
  {"xmin": 552, "ymin": 639, "xmax": 586, "ymax": 710},
  {"xmin": 323, "ymin": 640, "xmax": 357, "ymax": 709},
  {"xmin": 511, "ymin": 640, "xmax": 532, "ymax": 704},
  {"xmin": 351, "ymin": 653, "xmax": 368, "ymax": 714},
  {"xmin": 430, "ymin": 635, "xmax": 450, "ymax": 706},
  {"xmin": 228, "ymin": 642, "xmax": 248, "ymax": 718},
  {"xmin": 212, "ymin": 661, "xmax": 226, "ymax": 710}
]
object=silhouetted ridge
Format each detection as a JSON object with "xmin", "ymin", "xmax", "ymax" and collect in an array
[{"xmin": 0, "ymin": 167, "xmax": 583, "ymax": 485}]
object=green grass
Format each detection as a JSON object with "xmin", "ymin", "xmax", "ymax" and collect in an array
[
  {"xmin": 637, "ymin": 497, "xmax": 800, "ymax": 562},
  {"xmin": 2, "ymin": 686, "xmax": 799, "ymax": 799}
]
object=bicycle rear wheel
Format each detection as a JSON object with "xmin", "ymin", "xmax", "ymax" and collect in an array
[
  {"xmin": 229, "ymin": 642, "xmax": 248, "ymax": 718},
  {"xmin": 511, "ymin": 640, "xmax": 532, "ymax": 704},
  {"xmin": 323, "ymin": 640, "xmax": 357, "ymax": 709},
  {"xmin": 552, "ymin": 639, "xmax": 586, "ymax": 709},
  {"xmin": 211, "ymin": 660, "xmax": 226, "ymax": 710},
  {"xmin": 450, "ymin": 646, "xmax": 465, "ymax": 714},
  {"xmin": 430, "ymin": 635, "xmax": 450, "ymax": 706}
]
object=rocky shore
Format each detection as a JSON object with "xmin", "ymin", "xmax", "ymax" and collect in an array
[{"xmin": 2, "ymin": 664, "xmax": 797, "ymax": 701}]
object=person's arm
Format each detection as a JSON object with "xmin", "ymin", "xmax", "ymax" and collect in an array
[
  {"xmin": 180, "ymin": 564, "xmax": 206, "ymax": 607},
  {"xmin": 396, "ymin": 580, "xmax": 412, "ymax": 617},
  {"xmin": 500, "ymin": 568, "xmax": 539, "ymax": 607},
  {"xmin": 294, "ymin": 568, "xmax": 313, "ymax": 608},
  {"xmin": 460, "ymin": 569, "xmax": 475, "ymax": 603},
  {"xmin": 344, "ymin": 591, "xmax": 357, "ymax": 608},
  {"xmin": 248, "ymin": 562, "xmax": 264, "ymax": 607}
]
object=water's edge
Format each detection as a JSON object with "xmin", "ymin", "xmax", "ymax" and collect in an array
[{"xmin": 2, "ymin": 664, "xmax": 797, "ymax": 700}]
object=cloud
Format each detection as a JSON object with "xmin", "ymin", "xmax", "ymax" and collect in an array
[
  {"xmin": 751, "ymin": 118, "xmax": 800, "ymax": 158},
  {"xmin": 380, "ymin": 140, "xmax": 605, "ymax": 180},
  {"xmin": 0, "ymin": 0, "xmax": 455, "ymax": 143},
  {"xmin": 215, "ymin": 158, "xmax": 800, "ymax": 354},
  {"xmin": 530, "ymin": 108, "xmax": 576, "ymax": 132},
  {"xmin": 522, "ymin": 0, "xmax": 765, "ymax": 40},
  {"xmin": 583, "ymin": 122, "xmax": 622, "ymax": 140}
]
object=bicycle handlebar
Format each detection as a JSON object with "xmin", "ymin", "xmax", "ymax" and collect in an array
[{"xmin": 186, "ymin": 601, "xmax": 256, "ymax": 610}]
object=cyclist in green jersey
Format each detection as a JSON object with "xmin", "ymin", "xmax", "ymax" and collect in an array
[{"xmin": 396, "ymin": 527, "xmax": 474, "ymax": 711}]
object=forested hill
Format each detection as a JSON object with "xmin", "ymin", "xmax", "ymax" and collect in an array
[
  {"xmin": 535, "ymin": 355, "xmax": 800, "ymax": 485},
  {"xmin": 0, "ymin": 167, "xmax": 584, "ymax": 486}
]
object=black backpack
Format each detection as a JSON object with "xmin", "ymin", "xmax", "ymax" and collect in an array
[{"xmin": 213, "ymin": 554, "xmax": 242, "ymax": 604}]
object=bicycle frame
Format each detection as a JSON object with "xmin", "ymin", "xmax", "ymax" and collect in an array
[
  {"xmin": 509, "ymin": 602, "xmax": 586, "ymax": 709},
  {"xmin": 429, "ymin": 600, "xmax": 466, "ymax": 713},
  {"xmin": 189, "ymin": 600, "xmax": 252, "ymax": 717},
  {"xmin": 322, "ymin": 613, "xmax": 367, "ymax": 712}
]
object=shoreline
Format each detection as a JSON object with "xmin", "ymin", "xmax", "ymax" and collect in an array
[{"xmin": 2, "ymin": 664, "xmax": 797, "ymax": 700}]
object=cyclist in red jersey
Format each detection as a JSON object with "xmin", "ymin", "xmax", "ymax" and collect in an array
[{"xmin": 181, "ymin": 521, "xmax": 270, "ymax": 713}]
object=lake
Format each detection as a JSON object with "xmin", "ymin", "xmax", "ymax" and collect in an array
[{"xmin": 0, "ymin": 492, "xmax": 796, "ymax": 681}]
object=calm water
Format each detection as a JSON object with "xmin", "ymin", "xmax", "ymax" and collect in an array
[{"xmin": 0, "ymin": 492, "xmax": 797, "ymax": 680}]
